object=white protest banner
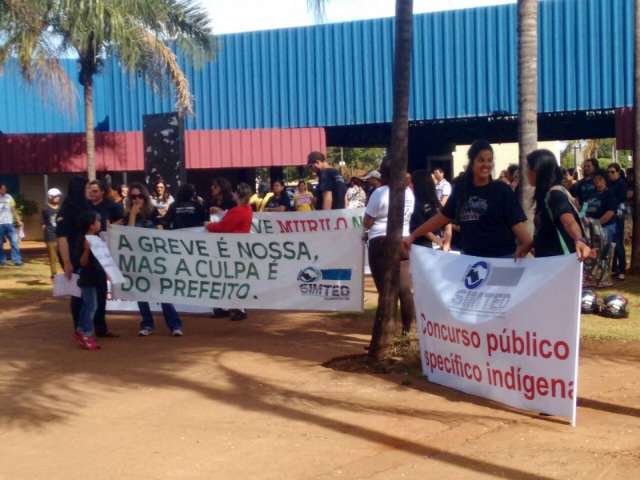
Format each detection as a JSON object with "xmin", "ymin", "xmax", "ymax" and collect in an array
[
  {"xmin": 108, "ymin": 225, "xmax": 364, "ymax": 312},
  {"xmin": 53, "ymin": 273, "xmax": 81, "ymax": 298},
  {"xmin": 252, "ymin": 208, "xmax": 364, "ymax": 234},
  {"xmin": 410, "ymin": 247, "xmax": 582, "ymax": 424},
  {"xmin": 86, "ymin": 235, "xmax": 126, "ymax": 284}
]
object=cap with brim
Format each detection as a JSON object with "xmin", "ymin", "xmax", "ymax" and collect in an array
[
  {"xmin": 47, "ymin": 188, "xmax": 62, "ymax": 197},
  {"xmin": 362, "ymin": 170, "xmax": 381, "ymax": 181}
]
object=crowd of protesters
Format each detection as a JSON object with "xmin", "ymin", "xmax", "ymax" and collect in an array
[
  {"xmin": 42, "ymin": 151, "xmax": 351, "ymax": 349},
  {"xmin": 4, "ymin": 145, "xmax": 632, "ymax": 351}
]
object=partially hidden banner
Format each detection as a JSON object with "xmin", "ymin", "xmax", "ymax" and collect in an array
[
  {"xmin": 108, "ymin": 224, "xmax": 364, "ymax": 312},
  {"xmin": 251, "ymin": 208, "xmax": 364, "ymax": 234},
  {"xmin": 410, "ymin": 247, "xmax": 582, "ymax": 424}
]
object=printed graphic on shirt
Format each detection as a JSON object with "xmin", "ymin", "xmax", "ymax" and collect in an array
[{"xmin": 459, "ymin": 196, "xmax": 488, "ymax": 222}]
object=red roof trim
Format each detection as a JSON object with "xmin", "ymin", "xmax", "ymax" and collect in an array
[{"xmin": 0, "ymin": 128, "xmax": 326, "ymax": 174}]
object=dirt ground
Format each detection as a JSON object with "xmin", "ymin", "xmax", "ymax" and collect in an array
[{"xmin": 1, "ymin": 254, "xmax": 640, "ymax": 479}]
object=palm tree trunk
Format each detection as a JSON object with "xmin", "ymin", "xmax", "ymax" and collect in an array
[
  {"xmin": 632, "ymin": 0, "xmax": 640, "ymax": 272},
  {"xmin": 368, "ymin": 0, "xmax": 413, "ymax": 361},
  {"xmin": 84, "ymin": 76, "xmax": 96, "ymax": 181},
  {"xmin": 517, "ymin": 0, "xmax": 538, "ymax": 227}
]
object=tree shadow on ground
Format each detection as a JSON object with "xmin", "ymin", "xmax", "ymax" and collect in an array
[{"xmin": 0, "ymin": 293, "xmax": 567, "ymax": 479}]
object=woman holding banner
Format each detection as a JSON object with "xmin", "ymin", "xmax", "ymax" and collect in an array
[
  {"xmin": 127, "ymin": 183, "xmax": 184, "ymax": 337},
  {"xmin": 207, "ymin": 183, "xmax": 254, "ymax": 321},
  {"xmin": 521, "ymin": 149, "xmax": 591, "ymax": 260},
  {"xmin": 406, "ymin": 140, "xmax": 532, "ymax": 258},
  {"xmin": 364, "ymin": 160, "xmax": 416, "ymax": 335}
]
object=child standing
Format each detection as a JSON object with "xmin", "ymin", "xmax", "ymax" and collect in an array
[{"xmin": 74, "ymin": 211, "xmax": 104, "ymax": 350}]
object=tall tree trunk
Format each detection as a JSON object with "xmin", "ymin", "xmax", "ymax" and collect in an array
[
  {"xmin": 368, "ymin": 0, "xmax": 413, "ymax": 361},
  {"xmin": 632, "ymin": 0, "xmax": 640, "ymax": 272},
  {"xmin": 84, "ymin": 77, "xmax": 96, "ymax": 181},
  {"xmin": 517, "ymin": 0, "xmax": 538, "ymax": 227}
]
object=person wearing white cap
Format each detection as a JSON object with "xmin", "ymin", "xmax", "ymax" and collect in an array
[
  {"xmin": 362, "ymin": 169, "xmax": 383, "ymax": 203},
  {"xmin": 42, "ymin": 187, "xmax": 62, "ymax": 278}
]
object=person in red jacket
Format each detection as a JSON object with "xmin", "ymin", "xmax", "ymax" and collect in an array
[{"xmin": 207, "ymin": 183, "xmax": 254, "ymax": 320}]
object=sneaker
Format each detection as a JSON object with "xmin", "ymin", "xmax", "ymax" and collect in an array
[
  {"xmin": 230, "ymin": 310, "xmax": 247, "ymax": 321},
  {"xmin": 617, "ymin": 273, "xmax": 625, "ymax": 281},
  {"xmin": 73, "ymin": 331, "xmax": 83, "ymax": 346},
  {"xmin": 79, "ymin": 335, "xmax": 100, "ymax": 351},
  {"xmin": 138, "ymin": 327, "xmax": 154, "ymax": 337},
  {"xmin": 171, "ymin": 328, "xmax": 183, "ymax": 337},
  {"xmin": 12, "ymin": 262, "xmax": 23, "ymax": 267}
]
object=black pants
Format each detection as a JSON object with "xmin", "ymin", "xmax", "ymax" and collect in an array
[
  {"xmin": 70, "ymin": 277, "xmax": 109, "ymax": 335},
  {"xmin": 368, "ymin": 236, "xmax": 415, "ymax": 333}
]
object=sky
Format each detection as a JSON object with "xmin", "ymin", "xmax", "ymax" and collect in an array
[{"xmin": 203, "ymin": 0, "xmax": 516, "ymax": 35}]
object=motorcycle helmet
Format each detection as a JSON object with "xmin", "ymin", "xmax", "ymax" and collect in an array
[
  {"xmin": 581, "ymin": 289, "xmax": 598, "ymax": 314},
  {"xmin": 601, "ymin": 295, "xmax": 629, "ymax": 319}
]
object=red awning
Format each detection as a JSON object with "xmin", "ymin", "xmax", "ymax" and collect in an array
[{"xmin": 0, "ymin": 128, "xmax": 326, "ymax": 174}]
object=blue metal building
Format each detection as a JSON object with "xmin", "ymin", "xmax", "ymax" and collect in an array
[{"xmin": 0, "ymin": 0, "xmax": 632, "ymax": 135}]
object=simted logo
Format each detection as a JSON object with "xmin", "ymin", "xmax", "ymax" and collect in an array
[
  {"xmin": 297, "ymin": 266, "xmax": 321, "ymax": 283},
  {"xmin": 464, "ymin": 261, "xmax": 490, "ymax": 290},
  {"xmin": 297, "ymin": 267, "xmax": 352, "ymax": 301}
]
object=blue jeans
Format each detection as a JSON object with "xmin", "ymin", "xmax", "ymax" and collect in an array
[
  {"xmin": 78, "ymin": 287, "xmax": 97, "ymax": 336},
  {"xmin": 0, "ymin": 223, "xmax": 22, "ymax": 265},
  {"xmin": 137, "ymin": 302, "xmax": 182, "ymax": 331},
  {"xmin": 602, "ymin": 223, "xmax": 617, "ymax": 248}
]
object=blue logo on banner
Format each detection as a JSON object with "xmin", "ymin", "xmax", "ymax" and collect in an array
[
  {"xmin": 464, "ymin": 261, "xmax": 490, "ymax": 290},
  {"xmin": 321, "ymin": 269, "xmax": 352, "ymax": 281}
]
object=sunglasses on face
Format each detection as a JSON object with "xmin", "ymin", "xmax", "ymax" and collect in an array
[{"xmin": 608, "ymin": 170, "xmax": 617, "ymax": 174}]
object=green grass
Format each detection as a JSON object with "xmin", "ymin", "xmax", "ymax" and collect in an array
[
  {"xmin": 348, "ymin": 284, "xmax": 640, "ymax": 343},
  {"xmin": 0, "ymin": 252, "xmax": 53, "ymax": 301}
]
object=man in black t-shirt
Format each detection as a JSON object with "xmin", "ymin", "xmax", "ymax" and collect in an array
[
  {"xmin": 307, "ymin": 152, "xmax": 347, "ymax": 210},
  {"xmin": 87, "ymin": 180, "xmax": 124, "ymax": 232}
]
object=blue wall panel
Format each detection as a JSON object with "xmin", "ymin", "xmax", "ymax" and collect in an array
[{"xmin": 0, "ymin": 0, "xmax": 633, "ymax": 134}]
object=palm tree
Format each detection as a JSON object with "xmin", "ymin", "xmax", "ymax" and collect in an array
[
  {"xmin": 308, "ymin": 0, "xmax": 414, "ymax": 361},
  {"xmin": 517, "ymin": 0, "xmax": 538, "ymax": 225},
  {"xmin": 0, "ymin": 0, "xmax": 214, "ymax": 180},
  {"xmin": 632, "ymin": 0, "xmax": 640, "ymax": 272}
]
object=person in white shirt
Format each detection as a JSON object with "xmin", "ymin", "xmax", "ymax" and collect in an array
[
  {"xmin": 0, "ymin": 183, "xmax": 23, "ymax": 266},
  {"xmin": 433, "ymin": 168, "xmax": 452, "ymax": 206},
  {"xmin": 363, "ymin": 162, "xmax": 415, "ymax": 334}
]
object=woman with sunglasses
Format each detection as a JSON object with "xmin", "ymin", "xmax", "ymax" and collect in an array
[{"xmin": 127, "ymin": 183, "xmax": 183, "ymax": 336}]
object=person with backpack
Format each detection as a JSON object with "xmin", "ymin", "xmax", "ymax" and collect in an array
[
  {"xmin": 517, "ymin": 150, "xmax": 591, "ymax": 260},
  {"xmin": 405, "ymin": 140, "xmax": 532, "ymax": 258}
]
